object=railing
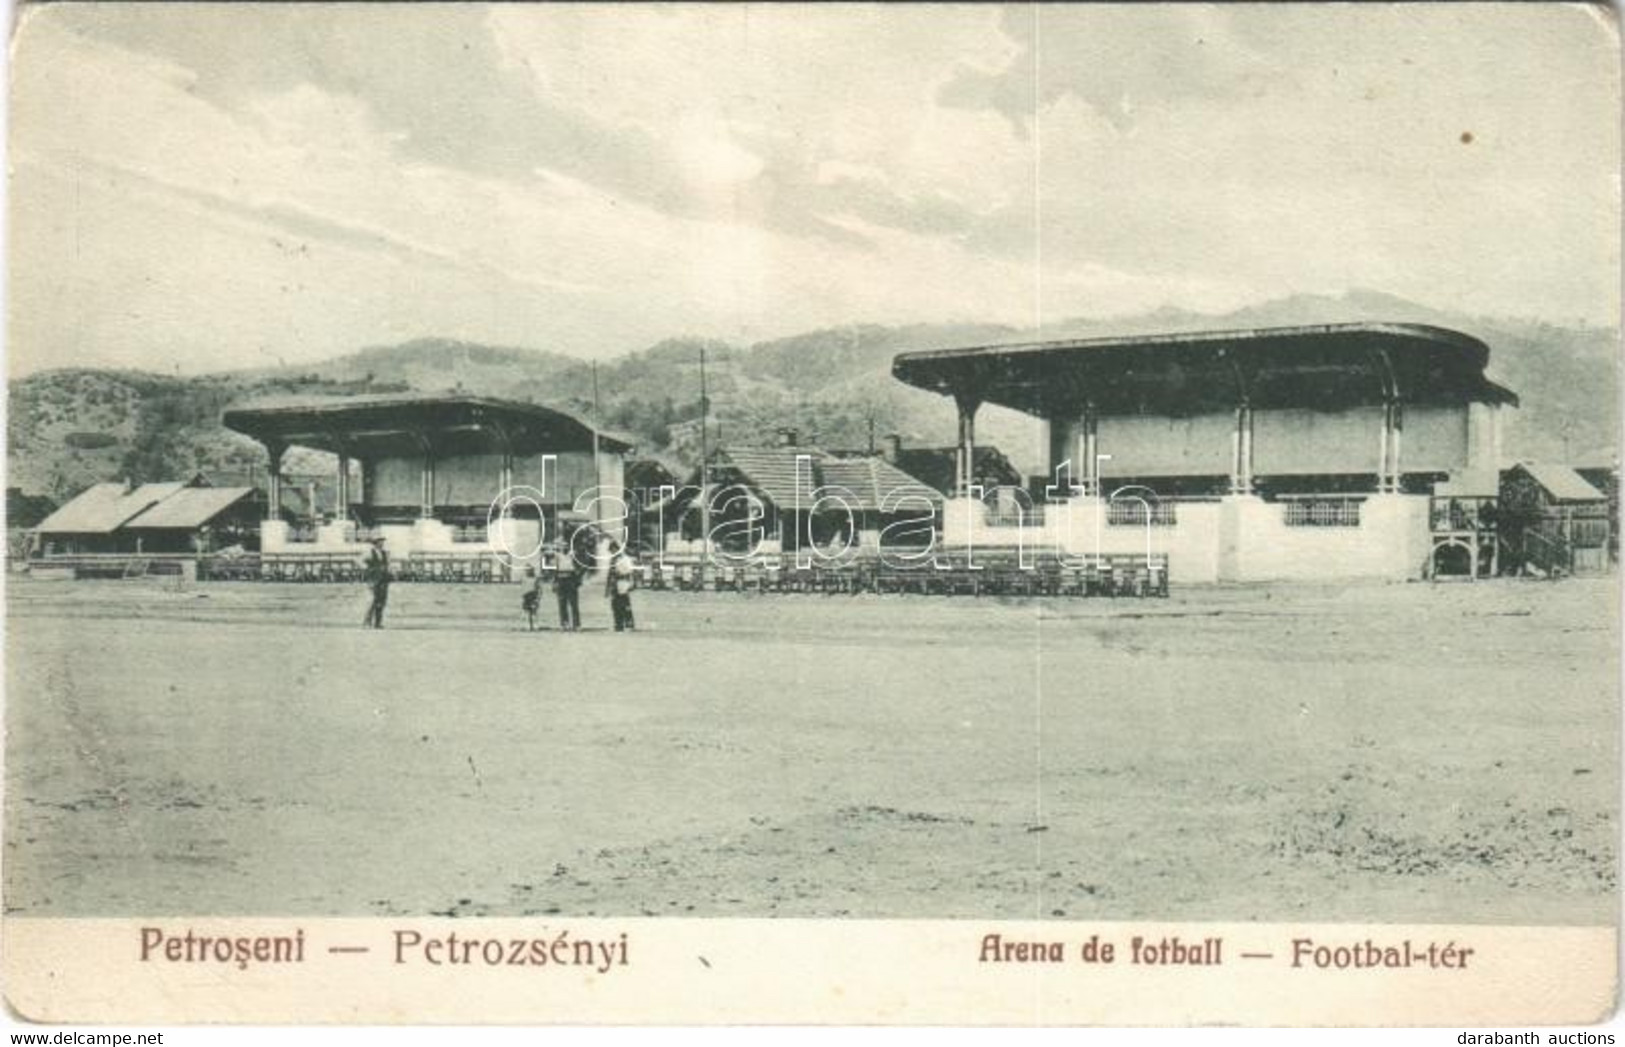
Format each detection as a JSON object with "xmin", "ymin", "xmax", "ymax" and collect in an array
[
  {"xmin": 199, "ymin": 554, "xmax": 262, "ymax": 582},
  {"xmin": 399, "ymin": 553, "xmax": 514, "ymax": 583},
  {"xmin": 984, "ymin": 506, "xmax": 1044, "ymax": 528},
  {"xmin": 1282, "ymin": 499, "xmax": 1363, "ymax": 528},
  {"xmin": 28, "ymin": 553, "xmax": 192, "ymax": 578},
  {"xmin": 450, "ymin": 526, "xmax": 488, "ymax": 544},
  {"xmin": 1430, "ymin": 496, "xmax": 1496, "ymax": 533},
  {"xmin": 1106, "ymin": 501, "xmax": 1178, "ymax": 527},
  {"xmin": 629, "ymin": 549, "xmax": 1169, "ymax": 598},
  {"xmin": 258, "ymin": 551, "xmax": 366, "ymax": 583},
  {"xmin": 1519, "ymin": 528, "xmax": 1573, "ymax": 577},
  {"xmin": 26, "ymin": 548, "xmax": 1164, "ymax": 595}
]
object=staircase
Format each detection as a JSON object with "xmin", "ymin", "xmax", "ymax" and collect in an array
[{"xmin": 1508, "ymin": 527, "xmax": 1572, "ymax": 579}]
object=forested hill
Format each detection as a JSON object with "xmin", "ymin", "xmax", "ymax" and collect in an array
[{"xmin": 8, "ymin": 293, "xmax": 1616, "ymax": 502}]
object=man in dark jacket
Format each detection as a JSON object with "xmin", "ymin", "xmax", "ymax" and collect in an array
[
  {"xmin": 363, "ymin": 536, "xmax": 391, "ymax": 629},
  {"xmin": 554, "ymin": 527, "xmax": 585, "ymax": 631}
]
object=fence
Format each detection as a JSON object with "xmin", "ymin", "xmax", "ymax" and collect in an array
[
  {"xmin": 626, "ymin": 551, "xmax": 1169, "ymax": 598},
  {"xmin": 1281, "ymin": 498, "xmax": 1363, "ymax": 528},
  {"xmin": 1106, "ymin": 501, "xmax": 1179, "ymax": 527},
  {"xmin": 23, "ymin": 553, "xmax": 192, "ymax": 579},
  {"xmin": 984, "ymin": 506, "xmax": 1046, "ymax": 528},
  {"xmin": 1430, "ymin": 496, "xmax": 1496, "ymax": 532},
  {"xmin": 28, "ymin": 549, "xmax": 1164, "ymax": 596}
]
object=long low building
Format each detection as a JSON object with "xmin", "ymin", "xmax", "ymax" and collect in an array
[
  {"xmin": 33, "ymin": 478, "xmax": 259, "ymax": 555},
  {"xmin": 890, "ymin": 322, "xmax": 1518, "ymax": 582},
  {"xmin": 222, "ymin": 394, "xmax": 631, "ymax": 563}
]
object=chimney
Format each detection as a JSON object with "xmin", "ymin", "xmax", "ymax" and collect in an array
[
  {"xmin": 776, "ymin": 427, "xmax": 799, "ymax": 447},
  {"xmin": 882, "ymin": 433, "xmax": 903, "ymax": 464}
]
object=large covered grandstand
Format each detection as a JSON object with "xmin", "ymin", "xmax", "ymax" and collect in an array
[
  {"xmin": 221, "ymin": 394, "xmax": 630, "ymax": 576},
  {"xmin": 891, "ymin": 322, "xmax": 1521, "ymax": 582}
]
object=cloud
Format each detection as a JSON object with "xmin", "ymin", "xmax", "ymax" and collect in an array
[
  {"xmin": 45, "ymin": 4, "xmax": 1028, "ymax": 251},
  {"xmin": 936, "ymin": 5, "xmax": 1620, "ymax": 321},
  {"xmin": 485, "ymin": 4, "xmax": 1029, "ymax": 240},
  {"xmin": 940, "ymin": 5, "xmax": 1276, "ymax": 133},
  {"xmin": 7, "ymin": 4, "xmax": 1618, "ymax": 378}
]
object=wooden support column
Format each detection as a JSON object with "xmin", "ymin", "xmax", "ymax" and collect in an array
[
  {"xmin": 265, "ymin": 440, "xmax": 286, "ymax": 520},
  {"xmin": 1372, "ymin": 348, "xmax": 1402, "ymax": 494},
  {"xmin": 359, "ymin": 459, "xmax": 376, "ymax": 513},
  {"xmin": 1377, "ymin": 402, "xmax": 1391, "ymax": 493},
  {"xmin": 1224, "ymin": 351, "xmax": 1254, "ymax": 496},
  {"xmin": 490, "ymin": 422, "xmax": 514, "ymax": 516},
  {"xmin": 1389, "ymin": 401, "xmax": 1404, "ymax": 494},
  {"xmin": 1377, "ymin": 398, "xmax": 1406, "ymax": 493},
  {"xmin": 1047, "ymin": 417, "xmax": 1072, "ymax": 491},
  {"xmin": 1080, "ymin": 404, "xmax": 1099, "ymax": 495},
  {"xmin": 1230, "ymin": 402, "xmax": 1255, "ymax": 495},
  {"xmin": 414, "ymin": 433, "xmax": 436, "ymax": 520},
  {"xmin": 954, "ymin": 392, "xmax": 981, "ymax": 496},
  {"xmin": 1243, "ymin": 405, "xmax": 1255, "ymax": 492},
  {"xmin": 334, "ymin": 447, "xmax": 351, "ymax": 523}
]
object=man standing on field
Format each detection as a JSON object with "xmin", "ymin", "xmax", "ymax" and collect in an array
[
  {"xmin": 554, "ymin": 526, "xmax": 585, "ymax": 631},
  {"xmin": 606, "ymin": 539, "xmax": 637, "ymax": 632},
  {"xmin": 363, "ymin": 536, "xmax": 391, "ymax": 629}
]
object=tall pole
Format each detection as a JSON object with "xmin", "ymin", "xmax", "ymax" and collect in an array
[
  {"xmin": 700, "ymin": 346, "xmax": 711, "ymax": 584},
  {"xmin": 591, "ymin": 361, "xmax": 603, "ymax": 538}
]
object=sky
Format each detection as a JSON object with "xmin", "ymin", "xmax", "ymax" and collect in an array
[{"xmin": 7, "ymin": 3, "xmax": 1620, "ymax": 376}]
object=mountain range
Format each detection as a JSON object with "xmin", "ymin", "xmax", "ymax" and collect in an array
[{"xmin": 8, "ymin": 289, "xmax": 1617, "ymax": 505}]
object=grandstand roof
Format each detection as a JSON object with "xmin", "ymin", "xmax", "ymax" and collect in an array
[
  {"xmin": 892, "ymin": 322, "xmax": 1518, "ymax": 418},
  {"xmin": 223, "ymin": 394, "xmax": 633, "ymax": 458}
]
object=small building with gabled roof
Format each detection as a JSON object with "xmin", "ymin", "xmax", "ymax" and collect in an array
[
  {"xmin": 1504, "ymin": 462, "xmax": 1607, "ymax": 506},
  {"xmin": 119, "ymin": 484, "xmax": 262, "ymax": 553},
  {"xmin": 1499, "ymin": 462, "xmax": 1613, "ymax": 575},
  {"xmin": 34, "ymin": 481, "xmax": 186, "ymax": 547},
  {"xmin": 33, "ymin": 478, "xmax": 258, "ymax": 555}
]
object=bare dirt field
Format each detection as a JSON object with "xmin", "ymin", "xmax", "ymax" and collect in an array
[{"xmin": 4, "ymin": 574, "xmax": 1617, "ymax": 924}]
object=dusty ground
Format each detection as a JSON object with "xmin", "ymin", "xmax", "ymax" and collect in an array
[{"xmin": 4, "ymin": 574, "xmax": 1617, "ymax": 923}]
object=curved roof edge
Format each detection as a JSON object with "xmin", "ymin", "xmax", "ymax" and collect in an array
[
  {"xmin": 891, "ymin": 322, "xmax": 1517, "ymax": 417},
  {"xmin": 891, "ymin": 321, "xmax": 1491, "ymax": 370},
  {"xmin": 222, "ymin": 394, "xmax": 634, "ymax": 453}
]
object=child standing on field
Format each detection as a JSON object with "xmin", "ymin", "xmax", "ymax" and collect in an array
[{"xmin": 522, "ymin": 570, "xmax": 543, "ymax": 631}]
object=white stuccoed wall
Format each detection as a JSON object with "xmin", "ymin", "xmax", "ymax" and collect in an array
[
  {"xmin": 940, "ymin": 494, "xmax": 1431, "ymax": 584},
  {"xmin": 1216, "ymin": 494, "xmax": 1429, "ymax": 582},
  {"xmin": 486, "ymin": 517, "xmax": 543, "ymax": 568},
  {"xmin": 259, "ymin": 520, "xmax": 290, "ymax": 552}
]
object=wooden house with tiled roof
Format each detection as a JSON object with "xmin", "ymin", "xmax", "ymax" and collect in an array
[
  {"xmin": 676, "ymin": 430, "xmax": 943, "ymax": 554},
  {"xmin": 1499, "ymin": 462, "xmax": 1613, "ymax": 575},
  {"xmin": 851, "ymin": 434, "xmax": 1025, "ymax": 497}
]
